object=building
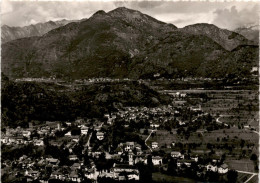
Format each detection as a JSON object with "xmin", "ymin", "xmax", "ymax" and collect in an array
[
  {"xmin": 151, "ymin": 156, "xmax": 162, "ymax": 166},
  {"xmin": 96, "ymin": 132, "xmax": 104, "ymax": 140},
  {"xmin": 128, "ymin": 150, "xmax": 134, "ymax": 165},
  {"xmin": 125, "ymin": 142, "xmax": 135, "ymax": 151},
  {"xmin": 112, "ymin": 164, "xmax": 139, "ymax": 180},
  {"xmin": 69, "ymin": 171, "xmax": 81, "ymax": 182},
  {"xmin": 65, "ymin": 131, "xmax": 71, "ymax": 136},
  {"xmin": 25, "ymin": 170, "xmax": 40, "ymax": 180},
  {"xmin": 171, "ymin": 151, "xmax": 183, "ymax": 158},
  {"xmin": 69, "ymin": 155, "xmax": 78, "ymax": 161},
  {"xmin": 150, "ymin": 123, "xmax": 160, "ymax": 129},
  {"xmin": 151, "ymin": 142, "xmax": 158, "ymax": 149},
  {"xmin": 206, "ymin": 163, "xmax": 218, "ymax": 172},
  {"xmin": 35, "ymin": 139, "xmax": 44, "ymax": 146},
  {"xmin": 81, "ymin": 126, "xmax": 88, "ymax": 135},
  {"xmin": 218, "ymin": 164, "xmax": 228, "ymax": 174},
  {"xmin": 22, "ymin": 131, "xmax": 31, "ymax": 138}
]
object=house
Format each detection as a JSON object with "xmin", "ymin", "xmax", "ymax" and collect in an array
[
  {"xmin": 47, "ymin": 158, "xmax": 60, "ymax": 165},
  {"xmin": 177, "ymin": 159, "xmax": 194, "ymax": 168},
  {"xmin": 35, "ymin": 139, "xmax": 44, "ymax": 146},
  {"xmin": 66, "ymin": 122, "xmax": 72, "ymax": 126},
  {"xmin": 69, "ymin": 155, "xmax": 78, "ymax": 161},
  {"xmin": 218, "ymin": 164, "xmax": 228, "ymax": 174},
  {"xmin": 81, "ymin": 126, "xmax": 88, "ymax": 135},
  {"xmin": 136, "ymin": 148, "xmax": 143, "ymax": 155},
  {"xmin": 212, "ymin": 156, "xmax": 221, "ymax": 163},
  {"xmin": 72, "ymin": 136, "xmax": 80, "ymax": 142},
  {"xmin": 65, "ymin": 131, "xmax": 71, "ymax": 136},
  {"xmin": 178, "ymin": 121, "xmax": 186, "ymax": 126},
  {"xmin": 190, "ymin": 105, "xmax": 202, "ymax": 112},
  {"xmin": 134, "ymin": 155, "xmax": 146, "ymax": 164},
  {"xmin": 69, "ymin": 171, "xmax": 81, "ymax": 182},
  {"xmin": 2, "ymin": 136, "xmax": 9, "ymax": 144},
  {"xmin": 150, "ymin": 123, "xmax": 160, "ymax": 129},
  {"xmin": 22, "ymin": 130, "xmax": 31, "ymax": 138},
  {"xmin": 25, "ymin": 170, "xmax": 40, "ymax": 179},
  {"xmin": 180, "ymin": 93, "xmax": 187, "ymax": 97},
  {"xmin": 112, "ymin": 163, "xmax": 139, "ymax": 180},
  {"xmin": 84, "ymin": 168, "xmax": 95, "ymax": 179},
  {"xmin": 125, "ymin": 142, "xmax": 135, "ymax": 151},
  {"xmin": 151, "ymin": 156, "xmax": 163, "ymax": 166},
  {"xmin": 51, "ymin": 170, "xmax": 64, "ymax": 180},
  {"xmin": 206, "ymin": 163, "xmax": 218, "ymax": 172},
  {"xmin": 96, "ymin": 132, "xmax": 104, "ymax": 140},
  {"xmin": 128, "ymin": 172, "xmax": 140, "ymax": 180},
  {"xmin": 171, "ymin": 151, "xmax": 183, "ymax": 159},
  {"xmin": 15, "ymin": 136, "xmax": 24, "ymax": 144},
  {"xmin": 251, "ymin": 66, "xmax": 258, "ymax": 72},
  {"xmin": 151, "ymin": 142, "xmax": 158, "ymax": 149},
  {"xmin": 72, "ymin": 163, "xmax": 81, "ymax": 170},
  {"xmin": 190, "ymin": 155, "xmax": 198, "ymax": 162}
]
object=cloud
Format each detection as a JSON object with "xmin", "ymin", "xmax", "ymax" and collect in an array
[
  {"xmin": 212, "ymin": 5, "xmax": 259, "ymax": 30},
  {"xmin": 155, "ymin": 12, "xmax": 216, "ymax": 28},
  {"xmin": 1, "ymin": 0, "xmax": 118, "ymax": 27},
  {"xmin": 1, "ymin": 0, "xmax": 259, "ymax": 30}
]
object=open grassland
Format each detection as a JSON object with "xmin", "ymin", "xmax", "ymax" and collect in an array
[
  {"xmin": 152, "ymin": 172, "xmax": 196, "ymax": 183},
  {"xmin": 226, "ymin": 159, "xmax": 256, "ymax": 172},
  {"xmin": 247, "ymin": 175, "xmax": 259, "ymax": 183}
]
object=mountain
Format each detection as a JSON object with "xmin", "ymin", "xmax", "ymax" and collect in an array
[
  {"xmin": 1, "ymin": 19, "xmax": 77, "ymax": 43},
  {"xmin": 181, "ymin": 23, "xmax": 255, "ymax": 51},
  {"xmin": 234, "ymin": 25, "xmax": 259, "ymax": 45},
  {"xmin": 1, "ymin": 7, "xmax": 258, "ymax": 80}
]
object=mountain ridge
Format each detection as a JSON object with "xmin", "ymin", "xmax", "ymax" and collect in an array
[
  {"xmin": 1, "ymin": 7, "xmax": 258, "ymax": 80},
  {"xmin": 1, "ymin": 19, "xmax": 79, "ymax": 43}
]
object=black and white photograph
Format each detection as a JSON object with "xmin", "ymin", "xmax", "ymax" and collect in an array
[{"xmin": 1, "ymin": 0, "xmax": 259, "ymax": 182}]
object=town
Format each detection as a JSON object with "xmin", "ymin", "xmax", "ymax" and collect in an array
[{"xmin": 2, "ymin": 88, "xmax": 258, "ymax": 183}]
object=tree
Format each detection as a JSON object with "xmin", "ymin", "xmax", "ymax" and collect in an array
[
  {"xmin": 250, "ymin": 154, "xmax": 257, "ymax": 161},
  {"xmin": 227, "ymin": 170, "xmax": 238, "ymax": 183},
  {"xmin": 71, "ymin": 126, "xmax": 81, "ymax": 136}
]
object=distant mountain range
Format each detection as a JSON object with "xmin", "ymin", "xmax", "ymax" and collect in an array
[
  {"xmin": 1, "ymin": 19, "xmax": 78, "ymax": 43},
  {"xmin": 234, "ymin": 25, "xmax": 259, "ymax": 45},
  {"xmin": 1, "ymin": 7, "xmax": 258, "ymax": 80}
]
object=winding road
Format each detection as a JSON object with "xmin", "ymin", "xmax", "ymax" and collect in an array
[{"xmin": 145, "ymin": 130, "xmax": 155, "ymax": 152}]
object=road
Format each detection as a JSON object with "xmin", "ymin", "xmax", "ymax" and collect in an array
[
  {"xmin": 145, "ymin": 130, "xmax": 155, "ymax": 152},
  {"xmin": 216, "ymin": 115, "xmax": 229, "ymax": 126},
  {"xmin": 216, "ymin": 115, "xmax": 259, "ymax": 135}
]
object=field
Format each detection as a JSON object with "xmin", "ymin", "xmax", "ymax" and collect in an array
[
  {"xmin": 199, "ymin": 90, "xmax": 258, "ymax": 130},
  {"xmin": 152, "ymin": 172, "xmax": 197, "ymax": 183},
  {"xmin": 226, "ymin": 159, "xmax": 256, "ymax": 172},
  {"xmin": 237, "ymin": 172, "xmax": 251, "ymax": 183},
  {"xmin": 164, "ymin": 90, "xmax": 258, "ymax": 130}
]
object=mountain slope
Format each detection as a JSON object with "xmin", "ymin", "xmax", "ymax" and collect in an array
[
  {"xmin": 181, "ymin": 23, "xmax": 255, "ymax": 51},
  {"xmin": 1, "ymin": 7, "xmax": 258, "ymax": 80},
  {"xmin": 1, "ymin": 19, "xmax": 76, "ymax": 43}
]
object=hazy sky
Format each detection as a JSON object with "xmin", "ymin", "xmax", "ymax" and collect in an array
[{"xmin": 1, "ymin": 0, "xmax": 259, "ymax": 30}]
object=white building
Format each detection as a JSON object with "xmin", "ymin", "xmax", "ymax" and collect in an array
[
  {"xmin": 81, "ymin": 126, "xmax": 88, "ymax": 135},
  {"xmin": 35, "ymin": 139, "xmax": 44, "ymax": 146},
  {"xmin": 218, "ymin": 164, "xmax": 228, "ymax": 174},
  {"xmin": 171, "ymin": 151, "xmax": 183, "ymax": 159},
  {"xmin": 152, "ymin": 156, "xmax": 162, "ymax": 166},
  {"xmin": 206, "ymin": 164, "xmax": 218, "ymax": 172},
  {"xmin": 96, "ymin": 132, "xmax": 104, "ymax": 140},
  {"xmin": 151, "ymin": 142, "xmax": 158, "ymax": 149}
]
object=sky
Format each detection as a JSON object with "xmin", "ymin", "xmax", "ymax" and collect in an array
[{"xmin": 1, "ymin": 0, "xmax": 259, "ymax": 30}]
